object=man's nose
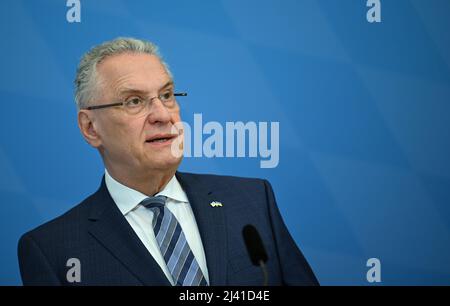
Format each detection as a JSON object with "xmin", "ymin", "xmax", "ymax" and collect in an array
[{"xmin": 146, "ymin": 98, "xmax": 171, "ymax": 124}]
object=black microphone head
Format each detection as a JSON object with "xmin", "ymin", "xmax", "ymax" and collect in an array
[{"xmin": 242, "ymin": 224, "xmax": 268, "ymax": 266}]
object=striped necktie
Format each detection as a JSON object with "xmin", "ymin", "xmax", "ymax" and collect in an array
[{"xmin": 141, "ymin": 195, "xmax": 208, "ymax": 286}]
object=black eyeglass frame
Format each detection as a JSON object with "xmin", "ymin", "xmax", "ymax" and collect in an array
[{"xmin": 81, "ymin": 92, "xmax": 187, "ymax": 110}]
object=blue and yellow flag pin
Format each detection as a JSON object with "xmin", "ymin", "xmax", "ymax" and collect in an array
[{"xmin": 210, "ymin": 201, "xmax": 223, "ymax": 207}]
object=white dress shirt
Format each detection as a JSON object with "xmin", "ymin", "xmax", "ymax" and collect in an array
[{"xmin": 104, "ymin": 169, "xmax": 210, "ymax": 285}]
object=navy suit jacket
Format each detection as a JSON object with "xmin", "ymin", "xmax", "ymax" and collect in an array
[{"xmin": 18, "ymin": 172, "xmax": 318, "ymax": 286}]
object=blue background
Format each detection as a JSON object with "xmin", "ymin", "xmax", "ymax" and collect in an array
[{"xmin": 1, "ymin": 0, "xmax": 450, "ymax": 285}]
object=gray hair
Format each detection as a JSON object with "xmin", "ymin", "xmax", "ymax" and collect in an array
[{"xmin": 74, "ymin": 37, "xmax": 172, "ymax": 110}]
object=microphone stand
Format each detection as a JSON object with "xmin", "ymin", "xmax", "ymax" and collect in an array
[{"xmin": 259, "ymin": 260, "xmax": 269, "ymax": 286}]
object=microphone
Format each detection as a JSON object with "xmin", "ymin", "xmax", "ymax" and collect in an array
[{"xmin": 242, "ymin": 224, "xmax": 269, "ymax": 286}]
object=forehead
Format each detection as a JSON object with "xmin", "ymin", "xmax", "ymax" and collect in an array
[{"xmin": 97, "ymin": 52, "xmax": 171, "ymax": 94}]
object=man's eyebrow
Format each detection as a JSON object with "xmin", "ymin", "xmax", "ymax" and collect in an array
[
  {"xmin": 117, "ymin": 80, "xmax": 174, "ymax": 96},
  {"xmin": 160, "ymin": 80, "xmax": 174, "ymax": 90}
]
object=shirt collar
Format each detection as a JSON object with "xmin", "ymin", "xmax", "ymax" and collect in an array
[{"xmin": 104, "ymin": 169, "xmax": 189, "ymax": 216}]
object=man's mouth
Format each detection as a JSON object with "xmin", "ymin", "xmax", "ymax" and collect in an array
[{"xmin": 145, "ymin": 134, "xmax": 177, "ymax": 143}]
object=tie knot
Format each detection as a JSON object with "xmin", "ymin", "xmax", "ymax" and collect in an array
[{"xmin": 141, "ymin": 195, "xmax": 167, "ymax": 209}]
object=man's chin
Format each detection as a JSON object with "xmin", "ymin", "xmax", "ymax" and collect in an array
[{"xmin": 145, "ymin": 155, "xmax": 183, "ymax": 172}]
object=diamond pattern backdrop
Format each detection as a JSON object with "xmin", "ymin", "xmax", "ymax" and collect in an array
[{"xmin": 0, "ymin": 0, "xmax": 449, "ymax": 285}]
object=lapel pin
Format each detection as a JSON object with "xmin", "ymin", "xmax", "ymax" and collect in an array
[{"xmin": 210, "ymin": 201, "xmax": 223, "ymax": 207}]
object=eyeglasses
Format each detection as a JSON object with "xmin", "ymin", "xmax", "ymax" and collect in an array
[{"xmin": 82, "ymin": 91, "xmax": 187, "ymax": 116}]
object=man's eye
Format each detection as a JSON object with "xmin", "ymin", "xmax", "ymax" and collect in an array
[
  {"xmin": 160, "ymin": 91, "xmax": 173, "ymax": 101},
  {"xmin": 125, "ymin": 97, "xmax": 143, "ymax": 107}
]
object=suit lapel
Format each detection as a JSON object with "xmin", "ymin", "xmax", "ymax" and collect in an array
[
  {"xmin": 176, "ymin": 172, "xmax": 228, "ymax": 286},
  {"xmin": 87, "ymin": 178, "xmax": 170, "ymax": 286}
]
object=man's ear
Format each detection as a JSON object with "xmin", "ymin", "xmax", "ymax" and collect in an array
[{"xmin": 78, "ymin": 110, "xmax": 102, "ymax": 148}]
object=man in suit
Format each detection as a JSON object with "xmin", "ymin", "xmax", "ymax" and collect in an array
[{"xmin": 18, "ymin": 37, "xmax": 318, "ymax": 286}]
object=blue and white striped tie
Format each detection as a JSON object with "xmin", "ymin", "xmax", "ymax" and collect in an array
[{"xmin": 142, "ymin": 195, "xmax": 208, "ymax": 286}]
